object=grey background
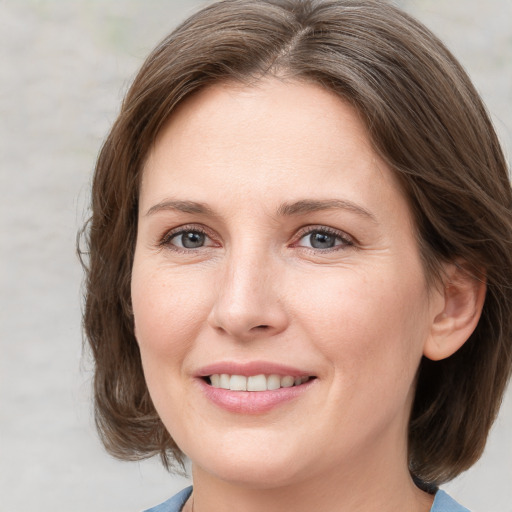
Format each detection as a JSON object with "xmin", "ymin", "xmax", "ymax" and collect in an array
[{"xmin": 0, "ymin": 1, "xmax": 510, "ymax": 511}]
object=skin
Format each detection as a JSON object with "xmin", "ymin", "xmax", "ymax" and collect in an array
[{"xmin": 131, "ymin": 78, "xmax": 464, "ymax": 512}]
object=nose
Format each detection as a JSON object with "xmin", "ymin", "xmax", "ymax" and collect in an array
[{"xmin": 207, "ymin": 249, "xmax": 289, "ymax": 340}]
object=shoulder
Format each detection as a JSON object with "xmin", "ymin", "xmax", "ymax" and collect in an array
[
  {"xmin": 431, "ymin": 490, "xmax": 471, "ymax": 512},
  {"xmin": 142, "ymin": 486, "xmax": 193, "ymax": 512}
]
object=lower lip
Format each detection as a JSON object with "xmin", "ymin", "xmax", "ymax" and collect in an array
[{"xmin": 198, "ymin": 379, "xmax": 314, "ymax": 414}]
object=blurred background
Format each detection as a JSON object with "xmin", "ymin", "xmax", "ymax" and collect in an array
[{"xmin": 0, "ymin": 1, "xmax": 510, "ymax": 511}]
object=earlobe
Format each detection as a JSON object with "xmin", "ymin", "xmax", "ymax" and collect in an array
[{"xmin": 423, "ymin": 263, "xmax": 486, "ymax": 361}]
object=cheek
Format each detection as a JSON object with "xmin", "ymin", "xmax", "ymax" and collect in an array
[
  {"xmin": 131, "ymin": 261, "xmax": 213, "ymax": 360},
  {"xmin": 289, "ymin": 265, "xmax": 429, "ymax": 379},
  {"xmin": 130, "ymin": 261, "xmax": 217, "ymax": 435}
]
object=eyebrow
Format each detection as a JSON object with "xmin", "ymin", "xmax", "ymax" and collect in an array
[
  {"xmin": 145, "ymin": 200, "xmax": 215, "ymax": 217},
  {"xmin": 277, "ymin": 199, "xmax": 377, "ymax": 223},
  {"xmin": 145, "ymin": 198, "xmax": 377, "ymax": 223}
]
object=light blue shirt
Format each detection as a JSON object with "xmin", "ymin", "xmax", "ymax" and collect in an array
[
  {"xmin": 432, "ymin": 490, "xmax": 471, "ymax": 512},
  {"xmin": 143, "ymin": 486, "xmax": 470, "ymax": 512},
  {"xmin": 143, "ymin": 487, "xmax": 192, "ymax": 512}
]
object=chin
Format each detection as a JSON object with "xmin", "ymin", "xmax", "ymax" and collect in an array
[
  {"xmin": 186, "ymin": 433, "xmax": 312, "ymax": 489},
  {"xmin": 199, "ymin": 458, "xmax": 307, "ymax": 490}
]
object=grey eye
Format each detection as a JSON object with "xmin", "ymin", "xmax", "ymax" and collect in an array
[
  {"xmin": 308, "ymin": 231, "xmax": 337, "ymax": 249},
  {"xmin": 172, "ymin": 231, "xmax": 206, "ymax": 249},
  {"xmin": 296, "ymin": 228, "xmax": 351, "ymax": 250}
]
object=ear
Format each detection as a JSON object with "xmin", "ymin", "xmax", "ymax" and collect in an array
[{"xmin": 423, "ymin": 262, "xmax": 486, "ymax": 361}]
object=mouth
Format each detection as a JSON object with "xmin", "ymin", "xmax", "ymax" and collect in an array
[
  {"xmin": 204, "ymin": 374, "xmax": 315, "ymax": 391},
  {"xmin": 196, "ymin": 362, "xmax": 317, "ymax": 413}
]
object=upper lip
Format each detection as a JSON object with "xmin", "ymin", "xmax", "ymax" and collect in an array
[{"xmin": 196, "ymin": 361, "xmax": 314, "ymax": 378}]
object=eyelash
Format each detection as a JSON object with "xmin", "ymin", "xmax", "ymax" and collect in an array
[
  {"xmin": 158, "ymin": 225, "xmax": 355, "ymax": 253},
  {"xmin": 159, "ymin": 225, "xmax": 216, "ymax": 253},
  {"xmin": 293, "ymin": 225, "xmax": 355, "ymax": 252}
]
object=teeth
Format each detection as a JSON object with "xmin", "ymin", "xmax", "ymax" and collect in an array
[
  {"xmin": 280, "ymin": 376, "xmax": 294, "ymax": 388},
  {"xmin": 209, "ymin": 374, "xmax": 311, "ymax": 391},
  {"xmin": 219, "ymin": 374, "xmax": 230, "ymax": 389},
  {"xmin": 230, "ymin": 375, "xmax": 247, "ymax": 391},
  {"xmin": 267, "ymin": 374, "xmax": 281, "ymax": 390},
  {"xmin": 247, "ymin": 374, "xmax": 267, "ymax": 391}
]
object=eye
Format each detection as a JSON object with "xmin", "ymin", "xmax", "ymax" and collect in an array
[
  {"xmin": 173, "ymin": 230, "xmax": 207, "ymax": 249},
  {"xmin": 162, "ymin": 227, "xmax": 216, "ymax": 250},
  {"xmin": 296, "ymin": 228, "xmax": 353, "ymax": 250}
]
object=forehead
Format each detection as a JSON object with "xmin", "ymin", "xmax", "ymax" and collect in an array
[
  {"xmin": 141, "ymin": 78, "xmax": 409, "ymax": 226},
  {"xmin": 150, "ymin": 78, "xmax": 373, "ymax": 159}
]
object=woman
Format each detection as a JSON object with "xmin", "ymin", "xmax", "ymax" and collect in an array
[{"xmin": 80, "ymin": 1, "xmax": 512, "ymax": 511}]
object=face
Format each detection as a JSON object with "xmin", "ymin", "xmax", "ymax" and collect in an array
[{"xmin": 132, "ymin": 79, "xmax": 442, "ymax": 489}]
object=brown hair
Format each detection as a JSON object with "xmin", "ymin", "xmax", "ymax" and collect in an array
[{"xmin": 80, "ymin": 0, "xmax": 512, "ymax": 486}]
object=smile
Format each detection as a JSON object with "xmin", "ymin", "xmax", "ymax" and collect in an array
[
  {"xmin": 197, "ymin": 363, "xmax": 317, "ymax": 414},
  {"xmin": 207, "ymin": 374, "xmax": 313, "ymax": 391}
]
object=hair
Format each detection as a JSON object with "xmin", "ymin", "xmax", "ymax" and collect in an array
[{"xmin": 80, "ymin": 0, "xmax": 512, "ymax": 487}]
